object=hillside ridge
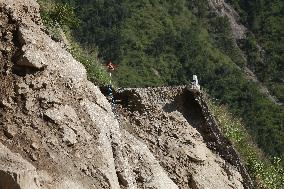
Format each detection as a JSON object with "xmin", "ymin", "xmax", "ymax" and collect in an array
[{"xmin": 209, "ymin": 0, "xmax": 283, "ymax": 106}]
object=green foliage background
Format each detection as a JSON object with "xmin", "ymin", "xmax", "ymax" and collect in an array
[{"xmin": 227, "ymin": 0, "xmax": 284, "ymax": 101}]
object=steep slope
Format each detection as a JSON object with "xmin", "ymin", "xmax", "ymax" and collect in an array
[
  {"xmin": 115, "ymin": 87, "xmax": 253, "ymax": 189},
  {"xmin": 226, "ymin": 0, "xmax": 284, "ymax": 102},
  {"xmin": 209, "ymin": 0, "xmax": 246, "ymax": 40},
  {"xmin": 209, "ymin": 0, "xmax": 283, "ymax": 106},
  {"xmin": 0, "ymin": 0, "xmax": 253, "ymax": 189},
  {"xmin": 0, "ymin": 1, "xmax": 175, "ymax": 188},
  {"xmin": 62, "ymin": 0, "xmax": 284, "ymax": 164}
]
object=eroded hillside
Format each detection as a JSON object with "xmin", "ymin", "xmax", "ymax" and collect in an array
[
  {"xmin": 114, "ymin": 87, "xmax": 254, "ymax": 189},
  {"xmin": 0, "ymin": 0, "xmax": 252, "ymax": 188}
]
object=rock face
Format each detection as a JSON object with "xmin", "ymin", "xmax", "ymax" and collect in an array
[
  {"xmin": 115, "ymin": 87, "xmax": 253, "ymax": 189},
  {"xmin": 0, "ymin": 142, "xmax": 40, "ymax": 189},
  {"xmin": 0, "ymin": 0, "xmax": 252, "ymax": 188}
]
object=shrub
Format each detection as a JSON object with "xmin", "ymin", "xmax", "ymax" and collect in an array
[
  {"xmin": 69, "ymin": 42, "xmax": 111, "ymax": 86},
  {"xmin": 40, "ymin": 1, "xmax": 79, "ymax": 28}
]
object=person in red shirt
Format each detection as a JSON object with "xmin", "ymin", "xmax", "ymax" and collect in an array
[{"xmin": 107, "ymin": 61, "xmax": 115, "ymax": 71}]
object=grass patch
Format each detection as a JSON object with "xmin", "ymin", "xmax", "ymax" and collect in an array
[{"xmin": 69, "ymin": 41, "xmax": 111, "ymax": 86}]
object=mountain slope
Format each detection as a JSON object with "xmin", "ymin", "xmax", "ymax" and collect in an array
[
  {"xmin": 209, "ymin": 0, "xmax": 283, "ymax": 106},
  {"xmin": 227, "ymin": 0, "xmax": 284, "ymax": 102},
  {"xmin": 0, "ymin": 0, "xmax": 252, "ymax": 188},
  {"xmin": 53, "ymin": 0, "xmax": 284, "ymax": 165}
]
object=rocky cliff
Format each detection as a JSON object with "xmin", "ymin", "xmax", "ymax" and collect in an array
[{"xmin": 0, "ymin": 0, "xmax": 252, "ymax": 188}]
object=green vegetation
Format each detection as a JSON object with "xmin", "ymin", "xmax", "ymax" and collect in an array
[
  {"xmin": 38, "ymin": 0, "xmax": 110, "ymax": 86},
  {"xmin": 69, "ymin": 42, "xmax": 111, "ymax": 86},
  {"xmin": 206, "ymin": 95, "xmax": 284, "ymax": 188},
  {"xmin": 40, "ymin": 2, "xmax": 79, "ymax": 28},
  {"xmin": 227, "ymin": 0, "xmax": 284, "ymax": 101}
]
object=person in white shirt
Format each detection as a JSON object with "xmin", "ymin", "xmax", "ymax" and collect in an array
[{"xmin": 191, "ymin": 75, "xmax": 200, "ymax": 91}]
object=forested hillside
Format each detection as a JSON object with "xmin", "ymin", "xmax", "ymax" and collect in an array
[
  {"xmin": 39, "ymin": 0, "xmax": 284, "ymax": 168},
  {"xmin": 227, "ymin": 0, "xmax": 284, "ymax": 102}
]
